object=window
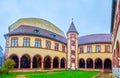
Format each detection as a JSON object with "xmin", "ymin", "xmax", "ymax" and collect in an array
[
  {"xmin": 105, "ymin": 46, "xmax": 110, "ymax": 52},
  {"xmin": 50, "ymin": 34, "xmax": 56, "ymax": 38},
  {"xmin": 96, "ymin": 45, "xmax": 101, "ymax": 52},
  {"xmin": 35, "ymin": 39, "xmax": 41, "ymax": 48},
  {"xmin": 80, "ymin": 47, "xmax": 84, "ymax": 53},
  {"xmin": 23, "ymin": 38, "xmax": 30, "ymax": 47},
  {"xmin": 87, "ymin": 46, "xmax": 92, "ymax": 53},
  {"xmin": 71, "ymin": 34, "xmax": 75, "ymax": 38},
  {"xmin": 34, "ymin": 29, "xmax": 39, "ymax": 34},
  {"xmin": 71, "ymin": 50, "xmax": 75, "ymax": 55},
  {"xmin": 62, "ymin": 45, "xmax": 66, "ymax": 52},
  {"xmin": 11, "ymin": 38, "xmax": 18, "ymax": 47},
  {"xmin": 54, "ymin": 43, "xmax": 59, "ymax": 51},
  {"xmin": 46, "ymin": 40, "xmax": 51, "ymax": 49},
  {"xmin": 71, "ymin": 58, "xmax": 75, "ymax": 63},
  {"xmin": 71, "ymin": 41, "xmax": 75, "ymax": 46}
]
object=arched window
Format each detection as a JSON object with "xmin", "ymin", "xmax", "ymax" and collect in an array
[
  {"xmin": 44, "ymin": 56, "xmax": 51, "ymax": 69},
  {"xmin": 87, "ymin": 58, "xmax": 93, "ymax": 68},
  {"xmin": 79, "ymin": 58, "xmax": 85, "ymax": 68},
  {"xmin": 32, "ymin": 55, "xmax": 42, "ymax": 68},
  {"xmin": 20, "ymin": 54, "xmax": 30, "ymax": 68}
]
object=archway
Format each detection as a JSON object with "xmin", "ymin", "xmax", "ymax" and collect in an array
[
  {"xmin": 10, "ymin": 55, "xmax": 19, "ymax": 68},
  {"xmin": 87, "ymin": 58, "xmax": 93, "ymax": 68},
  {"xmin": 104, "ymin": 59, "xmax": 112, "ymax": 69},
  {"xmin": 61, "ymin": 58, "xmax": 65, "ymax": 68},
  {"xmin": 44, "ymin": 56, "xmax": 51, "ymax": 69},
  {"xmin": 79, "ymin": 58, "xmax": 85, "ymax": 68},
  {"xmin": 95, "ymin": 58, "xmax": 102, "ymax": 69},
  {"xmin": 53, "ymin": 57, "xmax": 59, "ymax": 68},
  {"xmin": 20, "ymin": 54, "xmax": 30, "ymax": 68},
  {"xmin": 32, "ymin": 55, "xmax": 41, "ymax": 68}
]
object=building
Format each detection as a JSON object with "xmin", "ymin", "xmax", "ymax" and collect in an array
[
  {"xmin": 4, "ymin": 18, "xmax": 112, "ymax": 72},
  {"xmin": 111, "ymin": 0, "xmax": 120, "ymax": 77},
  {"xmin": 0, "ymin": 46, "xmax": 4, "ymax": 67}
]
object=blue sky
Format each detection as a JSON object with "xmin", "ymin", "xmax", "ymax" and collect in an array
[{"xmin": 0, "ymin": 0, "xmax": 112, "ymax": 52}]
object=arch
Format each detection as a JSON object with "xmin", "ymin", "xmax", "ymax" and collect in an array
[
  {"xmin": 79, "ymin": 58, "xmax": 85, "ymax": 68},
  {"xmin": 61, "ymin": 58, "xmax": 66, "ymax": 68},
  {"xmin": 9, "ymin": 54, "xmax": 19, "ymax": 68},
  {"xmin": 95, "ymin": 58, "xmax": 102, "ymax": 69},
  {"xmin": 32, "ymin": 55, "xmax": 42, "ymax": 68},
  {"xmin": 53, "ymin": 57, "xmax": 59, "ymax": 68},
  {"xmin": 104, "ymin": 58, "xmax": 112, "ymax": 69},
  {"xmin": 44, "ymin": 55, "xmax": 51, "ymax": 69},
  {"xmin": 20, "ymin": 54, "xmax": 31, "ymax": 68},
  {"xmin": 86, "ymin": 58, "xmax": 93, "ymax": 68}
]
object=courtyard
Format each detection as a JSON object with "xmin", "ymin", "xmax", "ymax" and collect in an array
[{"xmin": 1, "ymin": 70, "xmax": 99, "ymax": 78}]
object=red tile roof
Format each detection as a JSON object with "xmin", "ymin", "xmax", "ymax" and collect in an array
[{"xmin": 78, "ymin": 34, "xmax": 112, "ymax": 45}]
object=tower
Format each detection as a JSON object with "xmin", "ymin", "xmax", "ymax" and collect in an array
[{"xmin": 67, "ymin": 20, "xmax": 79, "ymax": 70}]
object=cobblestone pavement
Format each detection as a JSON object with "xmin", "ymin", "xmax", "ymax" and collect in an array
[
  {"xmin": 94, "ymin": 73, "xmax": 113, "ymax": 78},
  {"xmin": 16, "ymin": 75, "xmax": 26, "ymax": 78}
]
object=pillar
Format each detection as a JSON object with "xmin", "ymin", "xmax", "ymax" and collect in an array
[
  {"xmin": 30, "ymin": 61, "xmax": 32, "ymax": 69},
  {"xmin": 93, "ymin": 61, "xmax": 95, "ymax": 69},
  {"xmin": 30, "ymin": 58, "xmax": 32, "ymax": 69},
  {"xmin": 41, "ymin": 61, "xmax": 44, "ymax": 70},
  {"xmin": 85, "ymin": 61, "xmax": 87, "ymax": 69},
  {"xmin": 59, "ymin": 61, "xmax": 61, "ymax": 69},
  {"xmin": 18, "ymin": 58, "xmax": 20, "ymax": 69},
  {"xmin": 51, "ymin": 60, "xmax": 53, "ymax": 70},
  {"xmin": 102, "ymin": 62, "xmax": 104, "ymax": 72}
]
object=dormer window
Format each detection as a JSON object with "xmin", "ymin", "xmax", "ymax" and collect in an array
[
  {"xmin": 50, "ymin": 34, "xmax": 56, "ymax": 38},
  {"xmin": 34, "ymin": 29, "xmax": 39, "ymax": 34}
]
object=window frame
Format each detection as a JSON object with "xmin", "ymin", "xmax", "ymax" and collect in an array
[
  {"xmin": 62, "ymin": 45, "xmax": 66, "ymax": 52},
  {"xmin": 54, "ymin": 43, "xmax": 59, "ymax": 51},
  {"xmin": 87, "ymin": 45, "xmax": 92, "ymax": 53},
  {"xmin": 35, "ymin": 39, "xmax": 41, "ymax": 48},
  {"xmin": 96, "ymin": 45, "xmax": 101, "ymax": 52},
  {"xmin": 46, "ymin": 40, "xmax": 51, "ymax": 49},
  {"xmin": 23, "ymin": 38, "xmax": 30, "ymax": 47},
  {"xmin": 11, "ymin": 37, "xmax": 18, "ymax": 47},
  {"xmin": 80, "ymin": 46, "xmax": 84, "ymax": 53},
  {"xmin": 105, "ymin": 45, "xmax": 110, "ymax": 52}
]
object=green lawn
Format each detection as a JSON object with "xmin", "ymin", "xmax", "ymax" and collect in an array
[{"xmin": 1, "ymin": 70, "xmax": 99, "ymax": 78}]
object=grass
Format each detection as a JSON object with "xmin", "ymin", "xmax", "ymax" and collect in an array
[{"xmin": 1, "ymin": 70, "xmax": 99, "ymax": 78}]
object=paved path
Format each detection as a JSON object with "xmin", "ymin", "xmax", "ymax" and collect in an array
[
  {"xmin": 16, "ymin": 75, "xmax": 26, "ymax": 78},
  {"xmin": 94, "ymin": 73, "xmax": 113, "ymax": 78}
]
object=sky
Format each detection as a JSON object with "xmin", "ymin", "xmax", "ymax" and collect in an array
[{"xmin": 0, "ymin": 0, "xmax": 112, "ymax": 52}]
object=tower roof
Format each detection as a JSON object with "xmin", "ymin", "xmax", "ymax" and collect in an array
[{"xmin": 67, "ymin": 21, "xmax": 78, "ymax": 34}]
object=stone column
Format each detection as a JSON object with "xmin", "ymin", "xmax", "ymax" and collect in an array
[
  {"xmin": 59, "ymin": 61, "xmax": 61, "ymax": 69},
  {"xmin": 41, "ymin": 61, "xmax": 44, "ymax": 70},
  {"xmin": 30, "ymin": 58, "xmax": 32, "ymax": 69},
  {"xmin": 51, "ymin": 60, "xmax": 53, "ymax": 70},
  {"xmin": 93, "ymin": 61, "xmax": 95, "ymax": 69},
  {"xmin": 30, "ymin": 61, "xmax": 32, "ymax": 69},
  {"xmin": 18, "ymin": 58, "xmax": 20, "ymax": 69},
  {"xmin": 85, "ymin": 61, "xmax": 87, "ymax": 69},
  {"xmin": 102, "ymin": 62, "xmax": 104, "ymax": 72}
]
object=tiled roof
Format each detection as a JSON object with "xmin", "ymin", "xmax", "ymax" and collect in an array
[
  {"xmin": 78, "ymin": 34, "xmax": 112, "ymax": 45},
  {"xmin": 67, "ymin": 22, "xmax": 78, "ymax": 34},
  {"xmin": 5, "ymin": 25, "xmax": 67, "ymax": 44}
]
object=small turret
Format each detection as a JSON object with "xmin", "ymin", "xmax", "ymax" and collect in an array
[{"xmin": 67, "ymin": 20, "xmax": 79, "ymax": 70}]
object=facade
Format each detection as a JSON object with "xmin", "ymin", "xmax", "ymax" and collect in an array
[
  {"xmin": 111, "ymin": 0, "xmax": 120, "ymax": 77},
  {"xmin": 0, "ymin": 46, "xmax": 4, "ymax": 67},
  {"xmin": 4, "ymin": 18, "xmax": 112, "ymax": 72}
]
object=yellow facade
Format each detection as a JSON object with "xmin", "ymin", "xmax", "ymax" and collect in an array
[{"xmin": 5, "ymin": 18, "xmax": 112, "ymax": 72}]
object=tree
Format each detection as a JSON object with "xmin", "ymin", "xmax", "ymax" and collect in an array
[{"xmin": 3, "ymin": 58, "xmax": 15, "ymax": 74}]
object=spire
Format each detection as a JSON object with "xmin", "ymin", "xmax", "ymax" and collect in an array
[{"xmin": 67, "ymin": 19, "xmax": 78, "ymax": 34}]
